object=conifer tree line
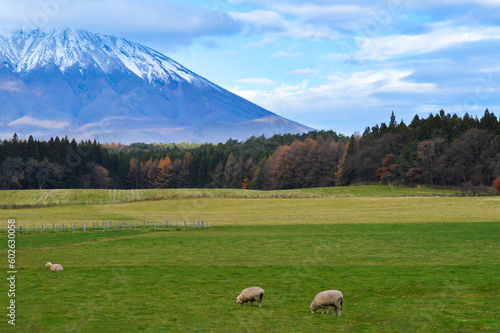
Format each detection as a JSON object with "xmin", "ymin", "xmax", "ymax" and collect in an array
[
  {"xmin": 0, "ymin": 109, "xmax": 499, "ymax": 190},
  {"xmin": 338, "ymin": 109, "xmax": 500, "ymax": 187}
]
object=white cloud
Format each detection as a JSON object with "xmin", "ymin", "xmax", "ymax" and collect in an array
[
  {"xmin": 9, "ymin": 117, "xmax": 69, "ymax": 129},
  {"xmin": 237, "ymin": 77, "xmax": 276, "ymax": 85},
  {"xmin": 229, "ymin": 9, "xmax": 342, "ymax": 40},
  {"xmin": 270, "ymin": 50, "xmax": 295, "ymax": 57},
  {"xmin": 244, "ymin": 36, "xmax": 275, "ymax": 48},
  {"xmin": 289, "ymin": 68, "xmax": 319, "ymax": 76},
  {"xmin": 271, "ymin": 3, "xmax": 367, "ymax": 18},
  {"xmin": 319, "ymin": 53, "xmax": 350, "ymax": 61},
  {"xmin": 355, "ymin": 24, "xmax": 500, "ymax": 60},
  {"xmin": 0, "ymin": 0, "xmax": 242, "ymax": 48},
  {"xmin": 229, "ymin": 10, "xmax": 286, "ymax": 32},
  {"xmin": 231, "ymin": 70, "xmax": 437, "ymax": 121}
]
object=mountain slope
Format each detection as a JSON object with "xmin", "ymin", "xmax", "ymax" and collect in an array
[{"xmin": 0, "ymin": 28, "xmax": 312, "ymax": 143}]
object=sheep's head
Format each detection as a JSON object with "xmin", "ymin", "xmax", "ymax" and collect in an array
[
  {"xmin": 236, "ymin": 295, "xmax": 243, "ymax": 305},
  {"xmin": 45, "ymin": 262, "xmax": 52, "ymax": 268},
  {"xmin": 310, "ymin": 303, "xmax": 318, "ymax": 313}
]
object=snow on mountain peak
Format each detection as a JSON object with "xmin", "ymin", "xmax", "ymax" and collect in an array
[{"xmin": 0, "ymin": 27, "xmax": 199, "ymax": 85}]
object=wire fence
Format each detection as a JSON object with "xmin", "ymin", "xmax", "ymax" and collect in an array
[
  {"xmin": 1, "ymin": 191, "xmax": 497, "ymax": 210},
  {"xmin": 0, "ymin": 220, "xmax": 213, "ymax": 234}
]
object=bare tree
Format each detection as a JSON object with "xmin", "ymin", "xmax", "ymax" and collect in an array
[
  {"xmin": 25, "ymin": 158, "xmax": 61, "ymax": 189},
  {"xmin": 0, "ymin": 157, "xmax": 24, "ymax": 190}
]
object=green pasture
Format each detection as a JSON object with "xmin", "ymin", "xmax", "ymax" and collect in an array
[
  {"xmin": 2, "ymin": 223, "xmax": 499, "ymax": 332},
  {"xmin": 0, "ymin": 187, "xmax": 499, "ymax": 332}
]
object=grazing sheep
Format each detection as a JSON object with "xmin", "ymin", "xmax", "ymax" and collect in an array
[
  {"xmin": 237, "ymin": 287, "xmax": 265, "ymax": 307},
  {"xmin": 45, "ymin": 262, "xmax": 64, "ymax": 272},
  {"xmin": 310, "ymin": 290, "xmax": 343, "ymax": 316}
]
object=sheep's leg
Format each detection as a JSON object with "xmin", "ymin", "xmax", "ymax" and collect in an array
[
  {"xmin": 335, "ymin": 301, "xmax": 342, "ymax": 316},
  {"xmin": 321, "ymin": 308, "xmax": 325, "ymax": 314},
  {"xmin": 258, "ymin": 300, "xmax": 262, "ymax": 308},
  {"xmin": 250, "ymin": 301, "xmax": 254, "ymax": 306},
  {"xmin": 325, "ymin": 306, "xmax": 329, "ymax": 314}
]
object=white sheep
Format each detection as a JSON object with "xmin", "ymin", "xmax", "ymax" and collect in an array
[
  {"xmin": 236, "ymin": 287, "xmax": 265, "ymax": 307},
  {"xmin": 310, "ymin": 290, "xmax": 343, "ymax": 316},
  {"xmin": 45, "ymin": 262, "xmax": 64, "ymax": 272}
]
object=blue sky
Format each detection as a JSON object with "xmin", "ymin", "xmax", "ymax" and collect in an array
[{"xmin": 2, "ymin": 0, "xmax": 500, "ymax": 135}]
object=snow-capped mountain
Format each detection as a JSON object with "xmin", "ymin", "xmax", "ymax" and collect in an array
[{"xmin": 0, "ymin": 28, "xmax": 312, "ymax": 143}]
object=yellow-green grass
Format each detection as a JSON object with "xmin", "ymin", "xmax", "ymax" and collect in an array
[
  {"xmin": 0, "ymin": 185, "xmax": 463, "ymax": 207},
  {"xmin": 2, "ymin": 196, "xmax": 499, "ymax": 229},
  {"xmin": 3, "ymin": 223, "xmax": 499, "ymax": 332}
]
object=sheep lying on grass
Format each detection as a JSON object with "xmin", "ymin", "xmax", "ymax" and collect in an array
[
  {"xmin": 45, "ymin": 262, "xmax": 64, "ymax": 272},
  {"xmin": 237, "ymin": 287, "xmax": 265, "ymax": 307},
  {"xmin": 310, "ymin": 290, "xmax": 343, "ymax": 316}
]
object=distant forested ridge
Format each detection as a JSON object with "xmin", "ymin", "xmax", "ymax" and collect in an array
[{"xmin": 1, "ymin": 109, "xmax": 499, "ymax": 190}]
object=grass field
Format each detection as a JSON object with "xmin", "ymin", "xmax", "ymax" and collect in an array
[
  {"xmin": 1, "ymin": 187, "xmax": 499, "ymax": 332},
  {"xmin": 0, "ymin": 185, "xmax": 464, "ymax": 207},
  {"xmin": 2, "ymin": 196, "xmax": 499, "ymax": 229}
]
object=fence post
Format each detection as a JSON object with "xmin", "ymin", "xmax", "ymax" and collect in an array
[
  {"xmin": 73, "ymin": 223, "xmax": 75, "ymax": 231},
  {"xmin": 143, "ymin": 220, "xmax": 146, "ymax": 228},
  {"xmin": 103, "ymin": 222, "xmax": 106, "ymax": 231},
  {"xmin": 33, "ymin": 224, "xmax": 35, "ymax": 231},
  {"xmin": 202, "ymin": 221, "xmax": 204, "ymax": 228},
  {"xmin": 84, "ymin": 223, "xmax": 86, "ymax": 231},
  {"xmin": 166, "ymin": 220, "xmax": 168, "ymax": 228},
  {"xmin": 130, "ymin": 222, "xmax": 132, "ymax": 230},
  {"xmin": 109, "ymin": 221, "xmax": 111, "ymax": 228},
  {"xmin": 117, "ymin": 223, "xmax": 119, "ymax": 230},
  {"xmin": 153, "ymin": 223, "xmax": 156, "ymax": 231},
  {"xmin": 62, "ymin": 224, "xmax": 65, "ymax": 231},
  {"xmin": 41, "ymin": 225, "xmax": 44, "ymax": 233},
  {"xmin": 53, "ymin": 224, "xmax": 55, "ymax": 232},
  {"xmin": 19, "ymin": 226, "xmax": 22, "ymax": 232}
]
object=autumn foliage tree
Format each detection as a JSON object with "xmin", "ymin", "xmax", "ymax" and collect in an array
[
  {"xmin": 494, "ymin": 177, "xmax": 500, "ymax": 193},
  {"xmin": 376, "ymin": 154, "xmax": 398, "ymax": 183},
  {"xmin": 155, "ymin": 157, "xmax": 173, "ymax": 188}
]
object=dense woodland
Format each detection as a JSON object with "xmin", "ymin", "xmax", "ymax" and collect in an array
[{"xmin": 0, "ymin": 109, "xmax": 499, "ymax": 191}]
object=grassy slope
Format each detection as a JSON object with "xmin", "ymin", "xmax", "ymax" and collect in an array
[
  {"xmin": 5, "ymin": 223, "xmax": 499, "ymax": 332},
  {"xmin": 0, "ymin": 185, "xmax": 462, "ymax": 206},
  {"xmin": 2, "ymin": 196, "xmax": 499, "ymax": 228}
]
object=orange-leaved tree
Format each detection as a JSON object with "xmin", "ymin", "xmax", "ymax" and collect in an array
[
  {"xmin": 155, "ymin": 157, "xmax": 173, "ymax": 188},
  {"xmin": 376, "ymin": 153, "xmax": 398, "ymax": 182}
]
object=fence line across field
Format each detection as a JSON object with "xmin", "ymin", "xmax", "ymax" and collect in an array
[
  {"xmin": 8, "ymin": 220, "xmax": 213, "ymax": 233},
  {"xmin": 1, "ymin": 191, "xmax": 487, "ymax": 210}
]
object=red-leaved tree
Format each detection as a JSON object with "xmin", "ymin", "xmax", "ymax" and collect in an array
[{"xmin": 494, "ymin": 177, "xmax": 500, "ymax": 194}]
